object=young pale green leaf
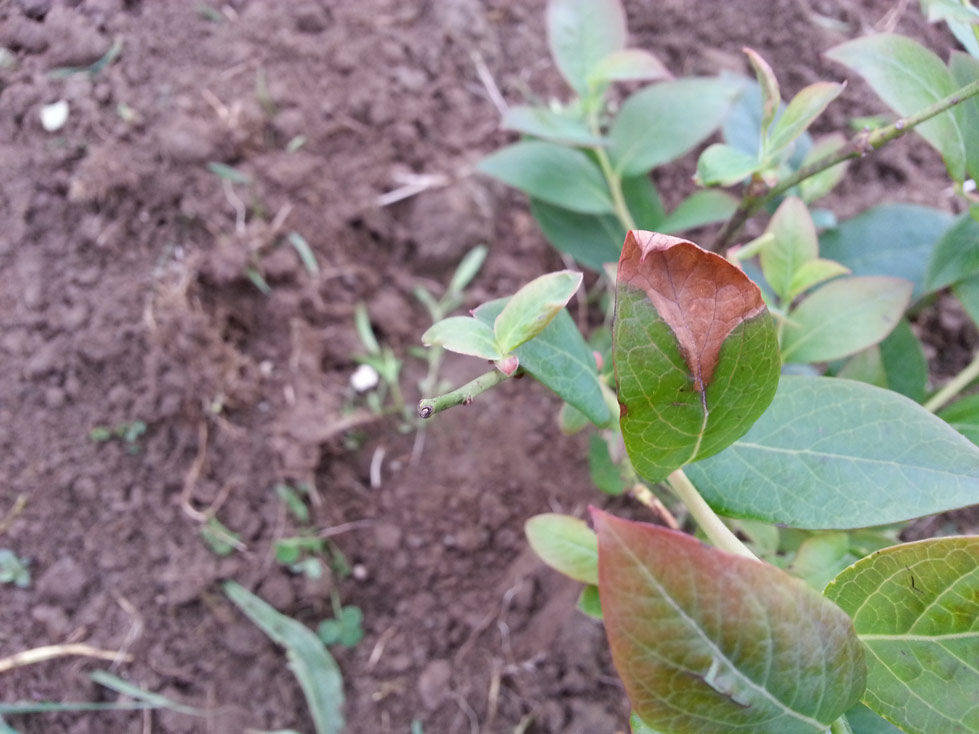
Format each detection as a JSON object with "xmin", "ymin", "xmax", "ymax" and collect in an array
[
  {"xmin": 475, "ymin": 298, "xmax": 610, "ymax": 426},
  {"xmin": 559, "ymin": 400, "xmax": 590, "ymax": 434},
  {"xmin": 762, "ymin": 196, "xmax": 819, "ymax": 302},
  {"xmin": 819, "ymin": 204, "xmax": 953, "ymax": 300},
  {"xmin": 594, "ymin": 510, "xmax": 866, "ymax": 734},
  {"xmin": 610, "ymin": 77, "xmax": 745, "ymax": 176},
  {"xmin": 954, "ymin": 272, "xmax": 979, "ymax": 329},
  {"xmin": 695, "ymin": 143, "xmax": 759, "ymax": 186},
  {"xmin": 938, "ymin": 393, "xmax": 979, "ymax": 445},
  {"xmin": 826, "ymin": 34, "xmax": 967, "ymax": 180},
  {"xmin": 224, "ymin": 582, "xmax": 344, "ymax": 734},
  {"xmin": 825, "ymin": 537, "xmax": 979, "ymax": 734},
  {"xmin": 447, "ymin": 244, "xmax": 488, "ymax": 296},
  {"xmin": 547, "ymin": 0, "xmax": 626, "ymax": 95},
  {"xmin": 493, "ymin": 270, "xmax": 583, "ymax": 354},
  {"xmin": 614, "ymin": 231, "xmax": 780, "ymax": 481},
  {"xmin": 788, "ymin": 533, "xmax": 856, "ymax": 591},
  {"xmin": 588, "ymin": 48, "xmax": 671, "ymax": 87},
  {"xmin": 781, "ymin": 276, "xmax": 913, "ymax": 363},
  {"xmin": 622, "ymin": 174, "xmax": 666, "ymax": 230},
  {"xmin": 501, "ymin": 105, "xmax": 607, "ymax": 147},
  {"xmin": 837, "ymin": 347, "xmax": 887, "ymax": 388},
  {"xmin": 630, "ymin": 713, "xmax": 668, "ymax": 733},
  {"xmin": 878, "ymin": 319, "xmax": 927, "ymax": 402},
  {"xmin": 421, "ymin": 317, "xmax": 501, "ymax": 360},
  {"xmin": 924, "ymin": 214, "xmax": 979, "ymax": 292},
  {"xmin": 765, "ymin": 82, "xmax": 845, "ymax": 159},
  {"xmin": 743, "ymin": 47, "xmax": 781, "ymax": 135},
  {"xmin": 686, "ymin": 376, "xmax": 979, "ymax": 528},
  {"xmin": 477, "ymin": 141, "xmax": 613, "ymax": 214},
  {"xmin": 787, "ymin": 258, "xmax": 850, "ymax": 301},
  {"xmin": 525, "ymin": 513, "xmax": 598, "ymax": 584},
  {"xmin": 530, "ymin": 199, "xmax": 624, "ymax": 270},
  {"xmin": 950, "ymin": 51, "xmax": 979, "ymax": 182},
  {"xmin": 660, "ymin": 190, "xmax": 739, "ymax": 233},
  {"xmin": 799, "ymin": 134, "xmax": 850, "ymax": 203}
]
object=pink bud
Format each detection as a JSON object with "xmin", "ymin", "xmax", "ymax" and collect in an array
[
  {"xmin": 496, "ymin": 354, "xmax": 520, "ymax": 376},
  {"xmin": 593, "ymin": 350, "xmax": 604, "ymax": 371}
]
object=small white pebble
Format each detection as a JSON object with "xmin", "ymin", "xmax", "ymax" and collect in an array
[
  {"xmin": 40, "ymin": 100, "xmax": 69, "ymax": 132},
  {"xmin": 350, "ymin": 363, "xmax": 379, "ymax": 392},
  {"xmin": 964, "ymin": 179, "xmax": 977, "ymax": 194},
  {"xmin": 352, "ymin": 564, "xmax": 368, "ymax": 580}
]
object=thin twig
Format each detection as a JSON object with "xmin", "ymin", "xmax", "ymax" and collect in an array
[
  {"xmin": 417, "ymin": 368, "xmax": 510, "ymax": 418},
  {"xmin": 0, "ymin": 494, "xmax": 27, "ymax": 535},
  {"xmin": 471, "ymin": 50, "xmax": 509, "ymax": 117},
  {"xmin": 924, "ymin": 349, "xmax": 979, "ymax": 413}
]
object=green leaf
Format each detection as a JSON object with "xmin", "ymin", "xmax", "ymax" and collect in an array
[
  {"xmin": 588, "ymin": 433, "xmax": 628, "ymax": 494},
  {"xmin": 577, "ymin": 584, "xmax": 603, "ymax": 619},
  {"xmin": 938, "ymin": 393, "xmax": 979, "ymax": 445},
  {"xmin": 788, "ymin": 532, "xmax": 857, "ymax": 591},
  {"xmin": 621, "ymin": 174, "xmax": 666, "ymax": 230},
  {"xmin": 743, "ymin": 47, "xmax": 781, "ymax": 135},
  {"xmin": 594, "ymin": 510, "xmax": 866, "ymax": 733},
  {"xmin": 686, "ymin": 376, "xmax": 979, "ymax": 528},
  {"xmin": 530, "ymin": 199, "xmax": 624, "ymax": 270},
  {"xmin": 781, "ymin": 276, "xmax": 913, "ymax": 363},
  {"xmin": 819, "ymin": 204, "xmax": 953, "ymax": 301},
  {"xmin": 824, "ymin": 537, "xmax": 979, "ymax": 734},
  {"xmin": 826, "ymin": 34, "xmax": 967, "ymax": 181},
  {"xmin": 546, "ymin": 0, "xmax": 626, "ymax": 95},
  {"xmin": 878, "ymin": 319, "xmax": 928, "ymax": 402},
  {"xmin": 799, "ymin": 134, "xmax": 850, "ymax": 203},
  {"xmin": 447, "ymin": 243, "xmax": 488, "ymax": 295},
  {"xmin": 954, "ymin": 272, "xmax": 979, "ymax": 328},
  {"xmin": 925, "ymin": 214, "xmax": 979, "ymax": 292},
  {"xmin": 477, "ymin": 141, "xmax": 614, "ymax": 213},
  {"xmin": 950, "ymin": 51, "xmax": 979, "ymax": 182},
  {"xmin": 475, "ymin": 299, "xmax": 610, "ymax": 426},
  {"xmin": 630, "ymin": 713, "xmax": 668, "ymax": 733},
  {"xmin": 787, "ymin": 258, "xmax": 851, "ymax": 301},
  {"xmin": 493, "ymin": 270, "xmax": 583, "ymax": 353},
  {"xmin": 614, "ymin": 232, "xmax": 780, "ymax": 481},
  {"xmin": 660, "ymin": 189, "xmax": 739, "ymax": 233},
  {"xmin": 525, "ymin": 513, "xmax": 598, "ymax": 584},
  {"xmin": 501, "ymin": 105, "xmax": 607, "ymax": 146},
  {"xmin": 610, "ymin": 77, "xmax": 745, "ymax": 176},
  {"xmin": 207, "ymin": 161, "xmax": 251, "ymax": 184},
  {"xmin": 286, "ymin": 232, "xmax": 319, "ymax": 277},
  {"xmin": 765, "ymin": 82, "xmax": 845, "ymax": 159},
  {"xmin": 762, "ymin": 196, "xmax": 819, "ymax": 302},
  {"xmin": 837, "ymin": 347, "xmax": 887, "ymax": 388},
  {"xmin": 421, "ymin": 316, "xmax": 501, "ymax": 360},
  {"xmin": 845, "ymin": 703, "xmax": 905, "ymax": 734},
  {"xmin": 559, "ymin": 400, "xmax": 590, "ymax": 434},
  {"xmin": 224, "ymin": 582, "xmax": 344, "ymax": 734},
  {"xmin": 588, "ymin": 48, "xmax": 671, "ymax": 87},
  {"xmin": 695, "ymin": 143, "xmax": 760, "ymax": 186}
]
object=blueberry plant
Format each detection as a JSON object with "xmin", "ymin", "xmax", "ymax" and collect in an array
[{"xmin": 418, "ymin": 1, "xmax": 979, "ymax": 732}]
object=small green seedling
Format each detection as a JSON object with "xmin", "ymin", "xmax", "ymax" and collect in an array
[
  {"xmin": 317, "ymin": 605, "xmax": 364, "ymax": 648},
  {"xmin": 0, "ymin": 550, "xmax": 30, "ymax": 588},
  {"xmin": 419, "ymin": 1, "xmax": 979, "ymax": 732},
  {"xmin": 89, "ymin": 420, "xmax": 147, "ymax": 453},
  {"xmin": 199, "ymin": 517, "xmax": 242, "ymax": 557}
]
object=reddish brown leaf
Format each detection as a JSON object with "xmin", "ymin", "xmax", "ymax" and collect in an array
[{"xmin": 617, "ymin": 231, "xmax": 767, "ymax": 393}]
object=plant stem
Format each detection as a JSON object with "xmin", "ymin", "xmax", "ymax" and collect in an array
[
  {"xmin": 712, "ymin": 76, "xmax": 979, "ymax": 252},
  {"xmin": 923, "ymin": 349, "xmax": 979, "ymax": 413},
  {"xmin": 588, "ymin": 113, "xmax": 637, "ymax": 232},
  {"xmin": 417, "ymin": 368, "xmax": 510, "ymax": 419},
  {"xmin": 666, "ymin": 469, "xmax": 758, "ymax": 560}
]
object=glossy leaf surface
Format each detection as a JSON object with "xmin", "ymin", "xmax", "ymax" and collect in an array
[
  {"xmin": 938, "ymin": 393, "xmax": 979, "ymax": 445},
  {"xmin": 819, "ymin": 204, "xmax": 953, "ymax": 301},
  {"xmin": 610, "ymin": 77, "xmax": 744, "ymax": 176},
  {"xmin": 799, "ymin": 133, "xmax": 850, "ymax": 203},
  {"xmin": 660, "ymin": 190, "xmax": 739, "ymax": 234},
  {"xmin": 475, "ymin": 299, "xmax": 610, "ymax": 426},
  {"xmin": 766, "ymin": 82, "xmax": 845, "ymax": 157},
  {"xmin": 826, "ymin": 34, "xmax": 966, "ymax": 180},
  {"xmin": 501, "ymin": 105, "xmax": 606, "ymax": 146},
  {"xmin": 686, "ymin": 376, "xmax": 979, "ymax": 528},
  {"xmin": 547, "ymin": 0, "xmax": 626, "ymax": 94},
  {"xmin": 530, "ymin": 199, "xmax": 623, "ymax": 270},
  {"xmin": 695, "ymin": 143, "xmax": 759, "ymax": 186},
  {"xmin": 743, "ymin": 47, "xmax": 780, "ymax": 134},
  {"xmin": 787, "ymin": 258, "xmax": 850, "ymax": 301},
  {"xmin": 614, "ymin": 231, "xmax": 780, "ymax": 481},
  {"xmin": 421, "ymin": 316, "xmax": 501, "ymax": 360},
  {"xmin": 478, "ymin": 141, "xmax": 613, "ymax": 213},
  {"xmin": 494, "ymin": 270, "xmax": 583, "ymax": 353},
  {"xmin": 525, "ymin": 513, "xmax": 598, "ymax": 584},
  {"xmin": 950, "ymin": 51, "xmax": 979, "ymax": 182},
  {"xmin": 588, "ymin": 48, "xmax": 671, "ymax": 86},
  {"xmin": 781, "ymin": 276, "xmax": 913, "ymax": 364},
  {"xmin": 595, "ymin": 510, "xmax": 865, "ymax": 734},
  {"xmin": 878, "ymin": 319, "xmax": 927, "ymax": 403},
  {"xmin": 825, "ymin": 537, "xmax": 979, "ymax": 734}
]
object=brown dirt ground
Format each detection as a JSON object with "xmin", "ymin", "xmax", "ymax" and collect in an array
[{"xmin": 0, "ymin": 1, "xmax": 974, "ymax": 733}]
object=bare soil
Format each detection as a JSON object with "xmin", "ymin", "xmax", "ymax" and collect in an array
[{"xmin": 0, "ymin": 1, "xmax": 973, "ymax": 733}]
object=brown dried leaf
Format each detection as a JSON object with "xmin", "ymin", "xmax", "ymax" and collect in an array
[{"xmin": 617, "ymin": 231, "xmax": 766, "ymax": 393}]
